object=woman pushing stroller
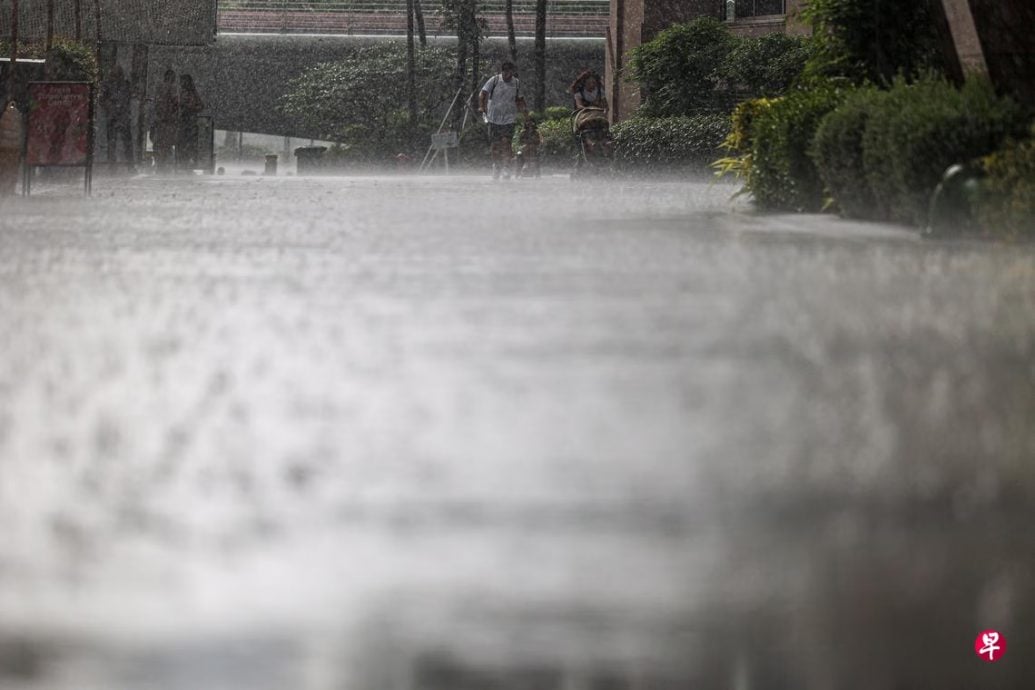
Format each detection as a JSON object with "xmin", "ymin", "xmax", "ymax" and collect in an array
[{"xmin": 569, "ymin": 70, "xmax": 613, "ymax": 175}]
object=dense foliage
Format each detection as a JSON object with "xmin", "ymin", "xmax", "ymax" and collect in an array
[
  {"xmin": 749, "ymin": 87, "xmax": 844, "ymax": 211},
  {"xmin": 0, "ymin": 39, "xmax": 99, "ymax": 83},
  {"xmin": 612, "ymin": 115, "xmax": 730, "ymax": 170},
  {"xmin": 720, "ymin": 32, "xmax": 813, "ymax": 99},
  {"xmin": 280, "ymin": 43, "xmax": 455, "ymax": 160},
  {"xmin": 627, "ymin": 18, "xmax": 736, "ymax": 117},
  {"xmin": 859, "ymin": 77, "xmax": 1025, "ymax": 225},
  {"xmin": 810, "ymin": 86, "xmax": 884, "ymax": 218},
  {"xmin": 976, "ymin": 128, "xmax": 1035, "ymax": 237},
  {"xmin": 627, "ymin": 18, "xmax": 810, "ymax": 118},
  {"xmin": 801, "ymin": 0, "xmax": 950, "ymax": 84}
]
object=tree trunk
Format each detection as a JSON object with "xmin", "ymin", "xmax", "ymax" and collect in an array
[
  {"xmin": 505, "ymin": 0, "xmax": 517, "ymax": 62},
  {"xmin": 93, "ymin": 0, "xmax": 102, "ymax": 42},
  {"xmin": 534, "ymin": 0, "xmax": 546, "ymax": 111},
  {"xmin": 46, "ymin": 0, "xmax": 54, "ymax": 50},
  {"xmin": 414, "ymin": 0, "xmax": 427, "ymax": 47},
  {"xmin": 406, "ymin": 0, "xmax": 417, "ymax": 131},
  {"xmin": 8, "ymin": 0, "xmax": 17, "ymax": 93},
  {"xmin": 453, "ymin": 30, "xmax": 468, "ymax": 130},
  {"xmin": 471, "ymin": 25, "xmax": 480, "ymax": 106}
]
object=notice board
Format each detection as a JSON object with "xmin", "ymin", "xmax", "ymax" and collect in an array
[{"xmin": 26, "ymin": 82, "xmax": 92, "ymax": 167}]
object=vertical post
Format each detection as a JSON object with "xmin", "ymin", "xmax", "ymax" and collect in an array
[
  {"xmin": 93, "ymin": 0, "xmax": 102, "ymax": 56},
  {"xmin": 940, "ymin": 0, "xmax": 989, "ymax": 75},
  {"xmin": 406, "ymin": 0, "xmax": 417, "ymax": 130},
  {"xmin": 533, "ymin": 0, "xmax": 546, "ymax": 112},
  {"xmin": 75, "ymin": 0, "xmax": 82, "ymax": 40},
  {"xmin": 9, "ymin": 0, "xmax": 18, "ymax": 88},
  {"xmin": 46, "ymin": 0, "xmax": 55, "ymax": 50}
]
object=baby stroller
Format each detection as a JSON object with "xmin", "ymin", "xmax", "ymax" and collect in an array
[{"xmin": 570, "ymin": 106, "xmax": 613, "ymax": 178}]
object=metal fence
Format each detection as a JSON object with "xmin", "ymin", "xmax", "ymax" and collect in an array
[{"xmin": 216, "ymin": 0, "xmax": 610, "ymax": 37}]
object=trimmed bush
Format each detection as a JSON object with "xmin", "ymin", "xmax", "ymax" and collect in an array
[
  {"xmin": 749, "ymin": 87, "xmax": 845, "ymax": 211},
  {"xmin": 975, "ymin": 130, "xmax": 1035, "ymax": 237},
  {"xmin": 810, "ymin": 85, "xmax": 885, "ymax": 218},
  {"xmin": 627, "ymin": 18, "xmax": 736, "ymax": 117},
  {"xmin": 612, "ymin": 115, "xmax": 730, "ymax": 171},
  {"xmin": 721, "ymin": 33, "xmax": 812, "ymax": 99},
  {"xmin": 0, "ymin": 39, "xmax": 98, "ymax": 83},
  {"xmin": 862, "ymin": 77, "xmax": 1026, "ymax": 225},
  {"xmin": 801, "ymin": 0, "xmax": 949, "ymax": 84},
  {"xmin": 712, "ymin": 98, "xmax": 776, "ymax": 186},
  {"xmin": 542, "ymin": 106, "xmax": 572, "ymax": 122}
]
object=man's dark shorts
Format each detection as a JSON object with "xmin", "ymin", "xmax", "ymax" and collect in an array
[{"xmin": 488, "ymin": 123, "xmax": 515, "ymax": 143}]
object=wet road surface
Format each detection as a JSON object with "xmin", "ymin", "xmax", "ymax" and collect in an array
[{"xmin": 1, "ymin": 172, "xmax": 1034, "ymax": 689}]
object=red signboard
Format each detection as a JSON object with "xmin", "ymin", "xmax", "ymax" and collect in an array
[{"xmin": 26, "ymin": 82, "xmax": 92, "ymax": 166}]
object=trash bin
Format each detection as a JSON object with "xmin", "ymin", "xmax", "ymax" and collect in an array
[
  {"xmin": 264, "ymin": 154, "xmax": 278, "ymax": 176},
  {"xmin": 294, "ymin": 146, "xmax": 327, "ymax": 175}
]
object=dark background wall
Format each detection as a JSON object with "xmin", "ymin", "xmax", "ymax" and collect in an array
[
  {"xmin": 969, "ymin": 0, "xmax": 1035, "ymax": 108},
  {"xmin": 0, "ymin": 0, "xmax": 216, "ymax": 45},
  {"xmin": 150, "ymin": 35, "xmax": 604, "ymax": 138}
]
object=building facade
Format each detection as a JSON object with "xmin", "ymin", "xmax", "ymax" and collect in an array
[{"xmin": 605, "ymin": 0, "xmax": 802, "ymax": 121}]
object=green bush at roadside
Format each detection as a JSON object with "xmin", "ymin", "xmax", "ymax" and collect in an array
[
  {"xmin": 976, "ymin": 129, "xmax": 1035, "ymax": 237},
  {"xmin": 810, "ymin": 85, "xmax": 884, "ymax": 218},
  {"xmin": 749, "ymin": 87, "xmax": 844, "ymax": 212},
  {"xmin": 860, "ymin": 77, "xmax": 1025, "ymax": 225},
  {"xmin": 612, "ymin": 115, "xmax": 730, "ymax": 172}
]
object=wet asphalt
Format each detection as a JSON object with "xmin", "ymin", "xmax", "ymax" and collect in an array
[{"xmin": 0, "ymin": 170, "xmax": 1033, "ymax": 689}]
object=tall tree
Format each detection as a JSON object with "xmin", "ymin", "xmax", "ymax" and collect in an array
[
  {"xmin": 533, "ymin": 0, "xmax": 546, "ymax": 111},
  {"xmin": 406, "ymin": 0, "xmax": 418, "ymax": 128},
  {"xmin": 413, "ymin": 0, "xmax": 427, "ymax": 46},
  {"xmin": 8, "ymin": 0, "xmax": 17, "ymax": 92},
  {"xmin": 505, "ymin": 0, "xmax": 517, "ymax": 62},
  {"xmin": 46, "ymin": 0, "xmax": 54, "ymax": 50}
]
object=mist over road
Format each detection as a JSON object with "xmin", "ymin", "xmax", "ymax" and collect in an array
[{"xmin": 1, "ymin": 172, "xmax": 1033, "ymax": 689}]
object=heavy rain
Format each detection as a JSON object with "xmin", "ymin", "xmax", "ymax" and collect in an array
[{"xmin": 1, "ymin": 1, "xmax": 1034, "ymax": 689}]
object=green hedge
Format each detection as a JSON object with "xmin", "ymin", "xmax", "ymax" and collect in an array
[
  {"xmin": 612, "ymin": 115, "xmax": 729, "ymax": 171},
  {"xmin": 976, "ymin": 130, "xmax": 1035, "ymax": 237},
  {"xmin": 810, "ymin": 85, "xmax": 884, "ymax": 218},
  {"xmin": 749, "ymin": 87, "xmax": 844, "ymax": 212},
  {"xmin": 860, "ymin": 77, "xmax": 1025, "ymax": 225}
]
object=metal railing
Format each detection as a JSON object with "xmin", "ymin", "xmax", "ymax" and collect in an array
[
  {"xmin": 219, "ymin": 0, "xmax": 609, "ymax": 13},
  {"xmin": 217, "ymin": 0, "xmax": 610, "ymax": 36}
]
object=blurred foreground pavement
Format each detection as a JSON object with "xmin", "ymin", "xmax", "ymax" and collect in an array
[{"xmin": 0, "ymin": 172, "xmax": 1033, "ymax": 689}]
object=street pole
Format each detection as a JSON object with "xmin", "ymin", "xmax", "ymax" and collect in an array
[
  {"xmin": 46, "ymin": 0, "xmax": 54, "ymax": 51},
  {"xmin": 406, "ymin": 0, "xmax": 417, "ymax": 131},
  {"xmin": 8, "ymin": 0, "xmax": 17, "ymax": 92}
]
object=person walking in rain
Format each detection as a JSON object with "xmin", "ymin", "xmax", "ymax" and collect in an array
[
  {"xmin": 153, "ymin": 69, "xmax": 178, "ymax": 172},
  {"xmin": 478, "ymin": 61, "xmax": 526, "ymax": 180},
  {"xmin": 100, "ymin": 64, "xmax": 134, "ymax": 172},
  {"xmin": 176, "ymin": 74, "xmax": 204, "ymax": 171}
]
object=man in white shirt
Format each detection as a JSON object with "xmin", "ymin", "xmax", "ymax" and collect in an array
[{"xmin": 478, "ymin": 61, "xmax": 527, "ymax": 179}]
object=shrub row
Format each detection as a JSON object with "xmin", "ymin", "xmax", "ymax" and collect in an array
[
  {"xmin": 810, "ymin": 77, "xmax": 1027, "ymax": 225},
  {"xmin": 612, "ymin": 115, "xmax": 730, "ymax": 171},
  {"xmin": 732, "ymin": 76, "xmax": 1030, "ymax": 226},
  {"xmin": 975, "ymin": 129, "xmax": 1035, "ymax": 237},
  {"xmin": 502, "ymin": 112, "xmax": 730, "ymax": 172},
  {"xmin": 749, "ymin": 87, "xmax": 844, "ymax": 212}
]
